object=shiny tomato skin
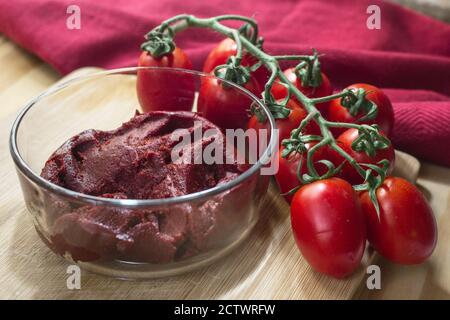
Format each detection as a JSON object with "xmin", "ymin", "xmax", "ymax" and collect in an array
[
  {"xmin": 203, "ymin": 38, "xmax": 270, "ymax": 88},
  {"xmin": 328, "ymin": 83, "xmax": 394, "ymax": 137},
  {"xmin": 197, "ymin": 76, "xmax": 261, "ymax": 130},
  {"xmin": 203, "ymin": 38, "xmax": 248, "ymax": 73},
  {"xmin": 331, "ymin": 128, "xmax": 395, "ymax": 185},
  {"xmin": 247, "ymin": 99, "xmax": 320, "ymax": 146},
  {"xmin": 360, "ymin": 177, "xmax": 437, "ymax": 265},
  {"xmin": 137, "ymin": 48, "xmax": 195, "ymax": 112},
  {"xmin": 291, "ymin": 178, "xmax": 366, "ymax": 278},
  {"xmin": 276, "ymin": 143, "xmax": 333, "ymax": 203},
  {"xmin": 271, "ymin": 68, "xmax": 332, "ymax": 116}
]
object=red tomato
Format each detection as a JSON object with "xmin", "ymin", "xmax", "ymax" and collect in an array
[
  {"xmin": 197, "ymin": 75, "xmax": 261, "ymax": 130},
  {"xmin": 331, "ymin": 128, "xmax": 395, "ymax": 185},
  {"xmin": 328, "ymin": 83, "xmax": 394, "ymax": 137},
  {"xmin": 247, "ymin": 99, "xmax": 320, "ymax": 146},
  {"xmin": 271, "ymin": 67, "xmax": 332, "ymax": 116},
  {"xmin": 203, "ymin": 38, "xmax": 270, "ymax": 88},
  {"xmin": 276, "ymin": 143, "xmax": 332, "ymax": 203},
  {"xmin": 360, "ymin": 177, "xmax": 437, "ymax": 265},
  {"xmin": 137, "ymin": 48, "xmax": 195, "ymax": 112},
  {"xmin": 291, "ymin": 178, "xmax": 366, "ymax": 278}
]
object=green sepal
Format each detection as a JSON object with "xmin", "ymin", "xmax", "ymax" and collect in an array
[
  {"xmin": 250, "ymin": 102, "xmax": 267, "ymax": 123},
  {"xmin": 280, "ymin": 145, "xmax": 293, "ymax": 158},
  {"xmin": 351, "ymin": 125, "xmax": 391, "ymax": 158},
  {"xmin": 141, "ymin": 30, "xmax": 175, "ymax": 58},
  {"xmin": 295, "ymin": 153, "xmax": 305, "ymax": 184},
  {"xmin": 295, "ymin": 49, "xmax": 323, "ymax": 88},
  {"xmin": 262, "ymin": 86, "xmax": 291, "ymax": 120},
  {"xmin": 238, "ymin": 23, "xmax": 253, "ymax": 42},
  {"xmin": 255, "ymin": 36, "xmax": 264, "ymax": 50},
  {"xmin": 341, "ymin": 88, "xmax": 378, "ymax": 121},
  {"xmin": 281, "ymin": 138, "xmax": 307, "ymax": 158},
  {"xmin": 301, "ymin": 158, "xmax": 343, "ymax": 183},
  {"xmin": 358, "ymin": 101, "xmax": 378, "ymax": 122},
  {"xmin": 280, "ymin": 185, "xmax": 301, "ymax": 197},
  {"xmin": 352, "ymin": 159, "xmax": 390, "ymax": 220},
  {"xmin": 214, "ymin": 56, "xmax": 251, "ymax": 86},
  {"xmin": 268, "ymin": 103, "xmax": 291, "ymax": 120},
  {"xmin": 369, "ymin": 188, "xmax": 381, "ymax": 220}
]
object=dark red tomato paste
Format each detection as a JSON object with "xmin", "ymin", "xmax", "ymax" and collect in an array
[{"xmin": 41, "ymin": 111, "xmax": 249, "ymax": 263}]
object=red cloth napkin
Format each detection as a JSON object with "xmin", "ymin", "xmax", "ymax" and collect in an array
[{"xmin": 1, "ymin": 0, "xmax": 449, "ymax": 166}]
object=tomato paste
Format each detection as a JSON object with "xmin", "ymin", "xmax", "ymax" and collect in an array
[{"xmin": 41, "ymin": 111, "xmax": 248, "ymax": 263}]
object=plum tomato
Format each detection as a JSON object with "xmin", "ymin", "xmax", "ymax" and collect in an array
[
  {"xmin": 271, "ymin": 67, "xmax": 332, "ymax": 116},
  {"xmin": 137, "ymin": 48, "xmax": 195, "ymax": 112},
  {"xmin": 360, "ymin": 177, "xmax": 437, "ymax": 265},
  {"xmin": 203, "ymin": 38, "xmax": 270, "ymax": 88},
  {"xmin": 290, "ymin": 178, "xmax": 366, "ymax": 278},
  {"xmin": 275, "ymin": 143, "xmax": 333, "ymax": 203},
  {"xmin": 197, "ymin": 75, "xmax": 261, "ymax": 130},
  {"xmin": 328, "ymin": 83, "xmax": 394, "ymax": 137},
  {"xmin": 331, "ymin": 128, "xmax": 395, "ymax": 185}
]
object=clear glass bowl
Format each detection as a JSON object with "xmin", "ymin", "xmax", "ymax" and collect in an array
[{"xmin": 9, "ymin": 67, "xmax": 276, "ymax": 279}]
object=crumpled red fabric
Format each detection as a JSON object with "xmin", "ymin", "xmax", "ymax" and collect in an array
[{"xmin": 1, "ymin": 0, "xmax": 449, "ymax": 166}]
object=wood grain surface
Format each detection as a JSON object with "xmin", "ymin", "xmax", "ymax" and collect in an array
[{"xmin": 0, "ymin": 36, "xmax": 449, "ymax": 300}]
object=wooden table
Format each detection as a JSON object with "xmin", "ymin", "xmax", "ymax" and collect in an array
[{"xmin": 0, "ymin": 36, "xmax": 449, "ymax": 300}]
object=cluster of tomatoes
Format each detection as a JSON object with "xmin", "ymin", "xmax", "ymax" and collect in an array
[
  {"xmin": 137, "ymin": 37, "xmax": 437, "ymax": 279},
  {"xmin": 263, "ymin": 65, "xmax": 436, "ymax": 278}
]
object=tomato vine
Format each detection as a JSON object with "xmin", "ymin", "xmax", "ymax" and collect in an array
[{"xmin": 142, "ymin": 14, "xmax": 392, "ymax": 215}]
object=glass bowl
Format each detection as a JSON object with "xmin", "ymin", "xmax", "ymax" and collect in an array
[{"xmin": 9, "ymin": 67, "xmax": 277, "ymax": 279}]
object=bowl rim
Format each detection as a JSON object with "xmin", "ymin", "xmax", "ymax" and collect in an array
[{"xmin": 9, "ymin": 66, "xmax": 278, "ymax": 208}]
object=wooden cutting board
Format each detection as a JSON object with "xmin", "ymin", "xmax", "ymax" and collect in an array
[{"xmin": 0, "ymin": 67, "xmax": 421, "ymax": 299}]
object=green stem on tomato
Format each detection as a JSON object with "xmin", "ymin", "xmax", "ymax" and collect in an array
[
  {"xmin": 215, "ymin": 15, "xmax": 259, "ymax": 43},
  {"xmin": 310, "ymin": 90, "xmax": 351, "ymax": 104},
  {"xmin": 230, "ymin": 29, "xmax": 243, "ymax": 63},
  {"xmin": 324, "ymin": 121, "xmax": 362, "ymax": 130},
  {"xmin": 272, "ymin": 55, "xmax": 312, "ymax": 61}
]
